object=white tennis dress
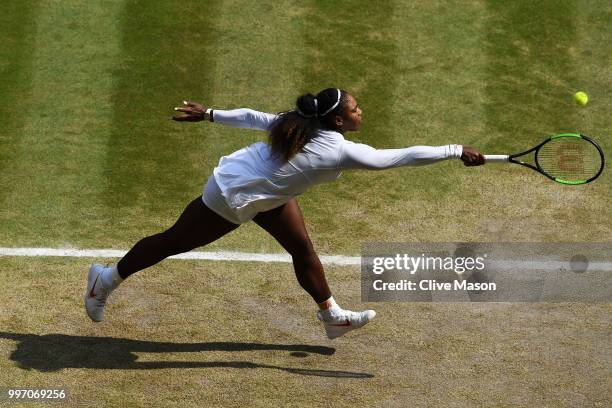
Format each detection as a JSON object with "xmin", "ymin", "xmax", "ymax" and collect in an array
[{"xmin": 201, "ymin": 108, "xmax": 463, "ymax": 224}]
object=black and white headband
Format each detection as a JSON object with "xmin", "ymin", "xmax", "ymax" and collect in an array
[
  {"xmin": 296, "ymin": 89, "xmax": 341, "ymax": 118},
  {"xmin": 320, "ymin": 88, "xmax": 341, "ymax": 116}
]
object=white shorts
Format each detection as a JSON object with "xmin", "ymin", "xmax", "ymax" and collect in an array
[{"xmin": 202, "ymin": 176, "xmax": 244, "ymax": 225}]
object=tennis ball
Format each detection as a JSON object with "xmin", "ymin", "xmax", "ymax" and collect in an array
[{"xmin": 574, "ymin": 91, "xmax": 588, "ymax": 106}]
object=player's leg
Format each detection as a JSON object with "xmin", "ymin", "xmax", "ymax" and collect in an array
[
  {"xmin": 85, "ymin": 197, "xmax": 239, "ymax": 322},
  {"xmin": 254, "ymin": 199, "xmax": 330, "ymax": 302},
  {"xmin": 252, "ymin": 199, "xmax": 375, "ymax": 339},
  {"xmin": 117, "ymin": 197, "xmax": 239, "ymax": 278}
]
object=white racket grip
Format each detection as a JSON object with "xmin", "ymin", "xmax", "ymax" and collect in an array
[{"xmin": 484, "ymin": 154, "xmax": 510, "ymax": 163}]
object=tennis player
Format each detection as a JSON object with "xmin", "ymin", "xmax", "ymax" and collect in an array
[{"xmin": 85, "ymin": 88, "xmax": 485, "ymax": 339}]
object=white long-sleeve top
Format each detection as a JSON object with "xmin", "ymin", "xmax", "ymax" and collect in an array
[{"xmin": 209, "ymin": 108, "xmax": 463, "ymax": 222}]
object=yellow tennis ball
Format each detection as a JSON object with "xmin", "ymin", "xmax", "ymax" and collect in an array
[{"xmin": 574, "ymin": 91, "xmax": 588, "ymax": 106}]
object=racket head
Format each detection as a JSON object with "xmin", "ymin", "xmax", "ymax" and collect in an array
[{"xmin": 534, "ymin": 133, "xmax": 604, "ymax": 185}]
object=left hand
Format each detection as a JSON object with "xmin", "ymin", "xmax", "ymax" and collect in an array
[
  {"xmin": 461, "ymin": 146, "xmax": 485, "ymax": 166},
  {"xmin": 173, "ymin": 101, "xmax": 206, "ymax": 121}
]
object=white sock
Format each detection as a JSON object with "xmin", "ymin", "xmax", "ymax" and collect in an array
[
  {"xmin": 318, "ymin": 296, "xmax": 342, "ymax": 318},
  {"xmin": 101, "ymin": 264, "xmax": 123, "ymax": 291}
]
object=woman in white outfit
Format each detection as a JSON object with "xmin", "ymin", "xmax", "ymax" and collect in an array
[{"xmin": 85, "ymin": 88, "xmax": 485, "ymax": 339}]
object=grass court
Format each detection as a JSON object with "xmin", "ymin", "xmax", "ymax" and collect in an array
[{"xmin": 0, "ymin": 1, "xmax": 610, "ymax": 406}]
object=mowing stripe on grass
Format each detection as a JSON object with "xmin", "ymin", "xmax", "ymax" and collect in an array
[
  {"xmin": 1, "ymin": 247, "xmax": 610, "ymax": 272},
  {"xmin": 207, "ymin": 1, "xmax": 306, "ymax": 112},
  {"xmin": 101, "ymin": 1, "xmax": 308, "ymax": 252},
  {"xmin": 484, "ymin": 0, "xmax": 579, "ymax": 151},
  {"xmin": 299, "ymin": 0, "xmax": 399, "ymax": 146},
  {"xmin": 295, "ymin": 0, "xmax": 404, "ymax": 245},
  {"xmin": 0, "ymin": 1, "xmax": 39, "ymax": 184},
  {"xmin": 104, "ymin": 1, "xmax": 222, "ymax": 217},
  {"xmin": 390, "ymin": 1, "xmax": 489, "ymax": 146},
  {"xmin": 0, "ymin": 1, "xmax": 125, "ymax": 246}
]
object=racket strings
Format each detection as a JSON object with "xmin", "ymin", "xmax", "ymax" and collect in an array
[{"xmin": 537, "ymin": 138, "xmax": 602, "ymax": 181}]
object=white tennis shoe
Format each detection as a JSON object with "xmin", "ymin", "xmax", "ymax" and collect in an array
[
  {"xmin": 317, "ymin": 309, "xmax": 376, "ymax": 339},
  {"xmin": 84, "ymin": 263, "xmax": 114, "ymax": 322}
]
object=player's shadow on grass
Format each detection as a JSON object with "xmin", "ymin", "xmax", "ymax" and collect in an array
[{"xmin": 0, "ymin": 332, "xmax": 373, "ymax": 378}]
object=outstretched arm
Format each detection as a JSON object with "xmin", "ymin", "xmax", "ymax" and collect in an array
[
  {"xmin": 173, "ymin": 101, "xmax": 277, "ymax": 131},
  {"xmin": 337, "ymin": 141, "xmax": 484, "ymax": 170},
  {"xmin": 212, "ymin": 108, "xmax": 277, "ymax": 131}
]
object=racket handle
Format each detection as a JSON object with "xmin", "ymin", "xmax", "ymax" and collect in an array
[{"xmin": 484, "ymin": 154, "xmax": 510, "ymax": 162}]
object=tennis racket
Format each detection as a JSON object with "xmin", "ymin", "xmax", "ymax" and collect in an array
[{"xmin": 484, "ymin": 133, "xmax": 605, "ymax": 185}]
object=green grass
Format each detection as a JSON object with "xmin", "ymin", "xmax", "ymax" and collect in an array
[
  {"xmin": 0, "ymin": 0, "xmax": 609, "ymax": 253},
  {"xmin": 0, "ymin": 1, "xmax": 611, "ymax": 406},
  {"xmin": 0, "ymin": 257, "xmax": 610, "ymax": 407}
]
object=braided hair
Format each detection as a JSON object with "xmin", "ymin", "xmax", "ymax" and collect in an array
[{"xmin": 268, "ymin": 88, "xmax": 349, "ymax": 161}]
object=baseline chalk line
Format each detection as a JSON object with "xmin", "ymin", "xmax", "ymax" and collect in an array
[
  {"xmin": 0, "ymin": 247, "xmax": 610, "ymax": 270},
  {"xmin": 0, "ymin": 247, "xmax": 360, "ymax": 266}
]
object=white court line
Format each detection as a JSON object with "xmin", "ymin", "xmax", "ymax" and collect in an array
[
  {"xmin": 0, "ymin": 247, "xmax": 360, "ymax": 266},
  {"xmin": 0, "ymin": 247, "xmax": 611, "ymax": 270},
  {"xmin": 0, "ymin": 247, "xmax": 612, "ymax": 271}
]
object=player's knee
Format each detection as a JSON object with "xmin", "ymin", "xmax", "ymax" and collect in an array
[{"xmin": 162, "ymin": 230, "xmax": 196, "ymax": 255}]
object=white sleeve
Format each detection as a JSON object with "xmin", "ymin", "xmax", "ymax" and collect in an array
[
  {"xmin": 212, "ymin": 108, "xmax": 278, "ymax": 131},
  {"xmin": 337, "ymin": 140, "xmax": 463, "ymax": 170}
]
